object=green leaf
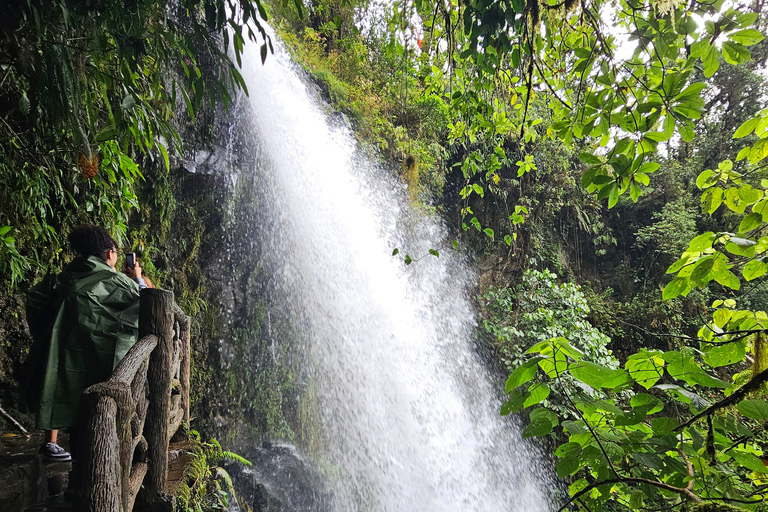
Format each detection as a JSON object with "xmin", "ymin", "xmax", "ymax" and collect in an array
[
  {"xmin": 523, "ymin": 383, "xmax": 550, "ymax": 407},
  {"xmin": 522, "ymin": 408, "xmax": 558, "ymax": 438},
  {"xmin": 737, "ymin": 399, "xmax": 768, "ymax": 421},
  {"xmin": 555, "ymin": 442, "xmax": 581, "ymax": 458},
  {"xmin": 501, "ymin": 389, "xmax": 527, "ymax": 415},
  {"xmin": 743, "ymin": 259, "xmax": 768, "ymax": 281},
  {"xmin": 556, "ymin": 448, "xmax": 582, "ymax": 477},
  {"xmin": 690, "ymin": 256, "xmax": 715, "ymax": 283},
  {"xmin": 703, "ymin": 45, "xmax": 720, "ymax": 77},
  {"xmin": 505, "ymin": 357, "xmax": 543, "ymax": 392},
  {"xmin": 569, "ymin": 478, "xmax": 589, "ymax": 497},
  {"xmin": 663, "ymin": 277, "xmax": 688, "ymax": 300},
  {"xmin": 630, "ymin": 393, "xmax": 663, "ymax": 414},
  {"xmin": 638, "ymin": 162, "xmax": 660, "ymax": 174},
  {"xmin": 579, "ymin": 152, "xmax": 602, "ymax": 165},
  {"xmin": 392, "ymin": 248, "xmax": 399, "ymax": 256},
  {"xmin": 731, "ymin": 450, "xmax": 768, "ymax": 473},
  {"xmin": 739, "ymin": 213, "xmax": 763, "ymax": 233},
  {"xmin": 713, "ymin": 269, "xmax": 740, "ymax": 290},
  {"xmin": 571, "ymin": 362, "xmax": 631, "ymax": 389},
  {"xmin": 651, "ymin": 417, "xmax": 679, "ymax": 435},
  {"xmin": 688, "ymin": 232, "xmax": 716, "ymax": 252},
  {"xmin": 625, "ymin": 350, "xmax": 665, "ymax": 389},
  {"xmin": 734, "ymin": 117, "xmax": 760, "ymax": 139},
  {"xmin": 704, "ymin": 341, "xmax": 746, "ymax": 368},
  {"xmin": 722, "ymin": 41, "xmax": 751, "ymax": 64},
  {"xmin": 702, "ymin": 187, "xmax": 724, "ymax": 214},
  {"xmin": 608, "ymin": 183, "xmax": 619, "ymax": 208},
  {"xmin": 484, "ymin": 228, "xmax": 495, "ymax": 240},
  {"xmin": 696, "ymin": 170, "xmax": 719, "ymax": 190},
  {"xmin": 729, "ymin": 29, "xmax": 764, "ymax": 46},
  {"xmin": 629, "ymin": 491, "xmax": 645, "ymax": 510},
  {"xmin": 121, "ymin": 94, "xmax": 136, "ymax": 110}
]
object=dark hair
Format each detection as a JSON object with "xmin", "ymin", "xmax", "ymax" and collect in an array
[{"xmin": 68, "ymin": 225, "xmax": 117, "ymax": 260}]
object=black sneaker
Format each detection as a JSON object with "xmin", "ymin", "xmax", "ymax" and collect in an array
[{"xmin": 39, "ymin": 442, "xmax": 72, "ymax": 462}]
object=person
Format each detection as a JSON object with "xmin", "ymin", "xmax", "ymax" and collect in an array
[{"xmin": 24, "ymin": 225, "xmax": 152, "ymax": 461}]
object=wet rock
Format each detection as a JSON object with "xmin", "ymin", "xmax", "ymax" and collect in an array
[{"xmin": 229, "ymin": 442, "xmax": 331, "ymax": 512}]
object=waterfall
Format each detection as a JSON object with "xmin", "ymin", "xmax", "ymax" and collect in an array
[{"xmin": 233, "ymin": 31, "xmax": 555, "ymax": 512}]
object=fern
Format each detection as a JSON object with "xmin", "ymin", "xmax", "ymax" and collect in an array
[{"xmin": 173, "ymin": 433, "xmax": 253, "ymax": 512}]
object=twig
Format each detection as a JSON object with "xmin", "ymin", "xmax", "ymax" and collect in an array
[{"xmin": 0, "ymin": 405, "xmax": 30, "ymax": 438}]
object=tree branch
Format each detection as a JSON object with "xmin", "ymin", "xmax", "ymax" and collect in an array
[
  {"xmin": 675, "ymin": 366, "xmax": 768, "ymax": 432},
  {"xmin": 557, "ymin": 476, "xmax": 700, "ymax": 512}
]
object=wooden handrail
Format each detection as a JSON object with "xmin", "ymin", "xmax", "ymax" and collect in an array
[
  {"xmin": 110, "ymin": 334, "xmax": 158, "ymax": 385},
  {"xmin": 77, "ymin": 290, "xmax": 191, "ymax": 512}
]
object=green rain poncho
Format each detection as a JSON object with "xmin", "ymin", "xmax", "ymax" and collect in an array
[{"xmin": 27, "ymin": 255, "xmax": 140, "ymax": 430}]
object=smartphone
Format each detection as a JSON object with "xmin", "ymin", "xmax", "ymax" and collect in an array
[{"xmin": 126, "ymin": 252, "xmax": 136, "ymax": 269}]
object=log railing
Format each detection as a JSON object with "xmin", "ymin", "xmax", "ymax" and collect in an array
[{"xmin": 77, "ymin": 289, "xmax": 191, "ymax": 512}]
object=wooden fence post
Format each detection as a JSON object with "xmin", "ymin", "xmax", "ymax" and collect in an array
[
  {"xmin": 140, "ymin": 288, "xmax": 175, "ymax": 502},
  {"xmin": 81, "ymin": 396, "xmax": 121, "ymax": 512}
]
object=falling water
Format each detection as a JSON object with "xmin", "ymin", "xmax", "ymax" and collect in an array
[{"xmin": 234, "ymin": 31, "xmax": 555, "ymax": 512}]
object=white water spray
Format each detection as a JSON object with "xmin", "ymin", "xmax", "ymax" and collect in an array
[{"xmin": 236, "ymin": 33, "xmax": 555, "ymax": 512}]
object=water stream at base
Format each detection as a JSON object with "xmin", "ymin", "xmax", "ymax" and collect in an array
[{"xmin": 233, "ymin": 31, "xmax": 555, "ymax": 512}]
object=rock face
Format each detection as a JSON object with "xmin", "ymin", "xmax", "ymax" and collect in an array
[
  {"xmin": 171, "ymin": 95, "xmax": 322, "ymax": 509},
  {"xmin": 228, "ymin": 442, "xmax": 331, "ymax": 512}
]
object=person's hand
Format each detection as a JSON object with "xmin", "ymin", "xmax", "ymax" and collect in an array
[{"xmin": 125, "ymin": 260, "xmax": 143, "ymax": 281}]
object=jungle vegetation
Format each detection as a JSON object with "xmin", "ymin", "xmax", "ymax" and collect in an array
[
  {"xmin": 2, "ymin": 0, "xmax": 768, "ymax": 511},
  {"xmin": 272, "ymin": 0, "xmax": 768, "ymax": 509}
]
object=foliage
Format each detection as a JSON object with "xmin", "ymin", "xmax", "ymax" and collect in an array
[
  {"xmin": 499, "ymin": 94, "xmax": 768, "ymax": 509},
  {"xmin": 175, "ymin": 431, "xmax": 253, "ymax": 512},
  {"xmin": 456, "ymin": 0, "xmax": 764, "ymax": 206},
  {"xmin": 481, "ymin": 269, "xmax": 615, "ymax": 372},
  {"xmin": 0, "ymin": 0, "xmax": 268, "ymax": 285},
  {"xmin": 503, "ymin": 332, "xmax": 768, "ymax": 510},
  {"xmin": 431, "ymin": 0, "xmax": 768, "ymax": 508},
  {"xmin": 481, "ymin": 269, "xmax": 617, "ymax": 417},
  {"xmin": 636, "ymin": 198, "xmax": 699, "ymax": 269}
]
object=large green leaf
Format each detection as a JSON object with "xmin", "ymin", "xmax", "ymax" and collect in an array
[
  {"xmin": 704, "ymin": 340, "xmax": 746, "ymax": 368},
  {"xmin": 662, "ymin": 277, "xmax": 688, "ymax": 300},
  {"xmin": 731, "ymin": 450, "xmax": 768, "ymax": 473},
  {"xmin": 522, "ymin": 408, "xmax": 558, "ymax": 438},
  {"xmin": 737, "ymin": 399, "xmax": 768, "ymax": 421},
  {"xmin": 523, "ymin": 383, "xmax": 550, "ymax": 408},
  {"xmin": 570, "ymin": 362, "xmax": 631, "ymax": 389},
  {"xmin": 729, "ymin": 29, "xmax": 764, "ymax": 46},
  {"xmin": 740, "ymin": 212, "xmax": 763, "ymax": 233},
  {"xmin": 722, "ymin": 41, "xmax": 751, "ymax": 64},
  {"xmin": 625, "ymin": 350, "xmax": 665, "ymax": 389},
  {"xmin": 743, "ymin": 259, "xmax": 768, "ymax": 281},
  {"xmin": 505, "ymin": 357, "xmax": 543, "ymax": 392}
]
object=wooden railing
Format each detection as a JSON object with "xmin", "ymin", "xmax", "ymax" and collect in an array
[{"xmin": 77, "ymin": 289, "xmax": 191, "ymax": 512}]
